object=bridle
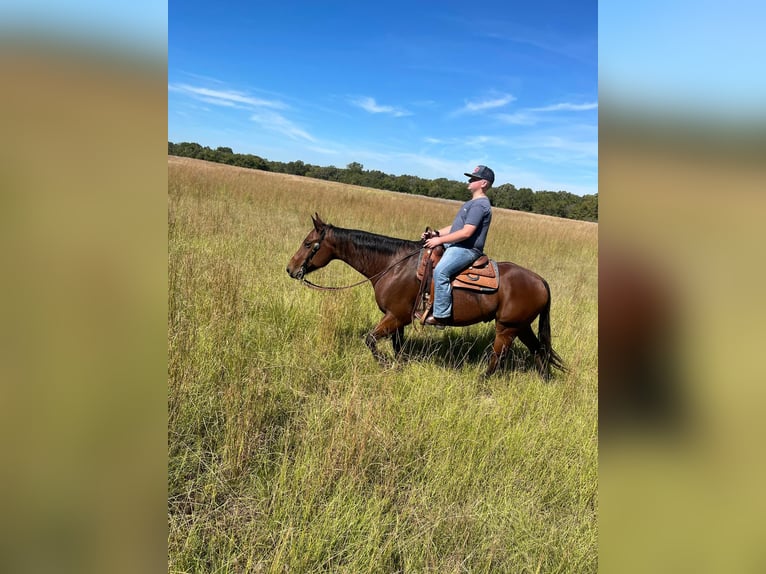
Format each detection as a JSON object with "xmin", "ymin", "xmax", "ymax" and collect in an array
[
  {"xmin": 299, "ymin": 227, "xmax": 327, "ymax": 279},
  {"xmin": 298, "ymin": 227, "xmax": 422, "ymax": 291}
]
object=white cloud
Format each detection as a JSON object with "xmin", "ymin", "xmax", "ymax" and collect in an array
[
  {"xmin": 495, "ymin": 102, "xmax": 597, "ymax": 125},
  {"xmin": 169, "ymin": 83, "xmax": 286, "ymax": 109},
  {"xmin": 170, "ymin": 81, "xmax": 314, "ymax": 143},
  {"xmin": 464, "ymin": 94, "xmax": 515, "ymax": 112},
  {"xmin": 195, "ymin": 96, "xmax": 238, "ymax": 108},
  {"xmin": 464, "ymin": 135, "xmax": 507, "ymax": 147},
  {"xmin": 250, "ymin": 111, "xmax": 316, "ymax": 142},
  {"xmin": 306, "ymin": 145, "xmax": 340, "ymax": 155},
  {"xmin": 351, "ymin": 97, "xmax": 411, "ymax": 117},
  {"xmin": 451, "ymin": 94, "xmax": 515, "ymax": 117},
  {"xmin": 515, "ymin": 135, "xmax": 598, "ymax": 161},
  {"xmin": 540, "ymin": 136, "xmax": 598, "ymax": 157},
  {"xmin": 495, "ymin": 112, "xmax": 537, "ymax": 125},
  {"xmin": 529, "ymin": 102, "xmax": 598, "ymax": 112}
]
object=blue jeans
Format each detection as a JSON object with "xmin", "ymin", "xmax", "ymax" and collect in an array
[{"xmin": 432, "ymin": 246, "xmax": 479, "ymax": 319}]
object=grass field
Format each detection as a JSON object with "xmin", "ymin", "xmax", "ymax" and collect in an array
[{"xmin": 168, "ymin": 156, "xmax": 598, "ymax": 573}]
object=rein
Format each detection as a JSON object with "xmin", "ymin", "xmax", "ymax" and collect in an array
[{"xmin": 301, "ymin": 248, "xmax": 421, "ymax": 291}]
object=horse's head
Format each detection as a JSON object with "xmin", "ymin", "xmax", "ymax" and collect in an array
[{"xmin": 286, "ymin": 213, "xmax": 335, "ymax": 280}]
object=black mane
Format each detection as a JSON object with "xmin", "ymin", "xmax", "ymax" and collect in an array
[{"xmin": 330, "ymin": 225, "xmax": 420, "ymax": 256}]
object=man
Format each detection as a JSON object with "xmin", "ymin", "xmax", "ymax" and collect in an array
[{"xmin": 420, "ymin": 165, "xmax": 494, "ymax": 326}]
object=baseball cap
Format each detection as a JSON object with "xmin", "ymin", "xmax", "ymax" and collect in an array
[{"xmin": 464, "ymin": 165, "xmax": 495, "ymax": 184}]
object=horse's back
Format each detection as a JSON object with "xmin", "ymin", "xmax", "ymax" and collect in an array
[{"xmin": 497, "ymin": 260, "xmax": 545, "ymax": 284}]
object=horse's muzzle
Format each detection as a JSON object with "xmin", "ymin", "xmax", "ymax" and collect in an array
[{"xmin": 286, "ymin": 266, "xmax": 304, "ymax": 280}]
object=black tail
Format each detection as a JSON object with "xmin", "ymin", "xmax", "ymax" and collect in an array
[{"xmin": 539, "ymin": 279, "xmax": 567, "ymax": 375}]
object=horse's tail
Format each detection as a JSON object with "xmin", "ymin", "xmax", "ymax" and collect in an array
[{"xmin": 539, "ymin": 279, "xmax": 567, "ymax": 375}]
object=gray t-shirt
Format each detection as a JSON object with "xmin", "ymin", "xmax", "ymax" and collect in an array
[{"xmin": 449, "ymin": 196, "xmax": 492, "ymax": 252}]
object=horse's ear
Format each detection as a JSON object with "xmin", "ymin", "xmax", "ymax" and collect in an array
[{"xmin": 312, "ymin": 213, "xmax": 325, "ymax": 230}]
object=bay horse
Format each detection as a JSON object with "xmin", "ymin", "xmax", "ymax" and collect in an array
[{"xmin": 286, "ymin": 214, "xmax": 565, "ymax": 379}]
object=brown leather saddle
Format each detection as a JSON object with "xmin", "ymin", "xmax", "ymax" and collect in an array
[
  {"xmin": 416, "ymin": 246, "xmax": 499, "ymax": 293},
  {"xmin": 414, "ymin": 242, "xmax": 499, "ymax": 323}
]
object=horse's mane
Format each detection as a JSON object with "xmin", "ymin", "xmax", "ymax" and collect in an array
[{"xmin": 329, "ymin": 225, "xmax": 420, "ymax": 256}]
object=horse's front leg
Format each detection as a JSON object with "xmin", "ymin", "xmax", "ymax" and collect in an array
[{"xmin": 365, "ymin": 313, "xmax": 405, "ymax": 368}]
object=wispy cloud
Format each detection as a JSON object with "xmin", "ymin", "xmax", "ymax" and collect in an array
[
  {"xmin": 452, "ymin": 94, "xmax": 515, "ymax": 116},
  {"xmin": 465, "ymin": 95, "xmax": 515, "ymax": 112},
  {"xmin": 495, "ymin": 112, "xmax": 537, "ymax": 125},
  {"xmin": 464, "ymin": 135, "xmax": 507, "ymax": 147},
  {"xmin": 306, "ymin": 145, "xmax": 340, "ymax": 155},
  {"xmin": 515, "ymin": 134, "xmax": 598, "ymax": 160},
  {"xmin": 495, "ymin": 101, "xmax": 597, "ymax": 125},
  {"xmin": 529, "ymin": 102, "xmax": 598, "ymax": 112},
  {"xmin": 171, "ymin": 81, "xmax": 314, "ymax": 142},
  {"xmin": 351, "ymin": 97, "xmax": 412, "ymax": 117},
  {"xmin": 250, "ymin": 111, "xmax": 316, "ymax": 142},
  {"xmin": 539, "ymin": 136, "xmax": 597, "ymax": 157},
  {"xmin": 169, "ymin": 83, "xmax": 286, "ymax": 109}
]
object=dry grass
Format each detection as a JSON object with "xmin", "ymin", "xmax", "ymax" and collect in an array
[{"xmin": 168, "ymin": 156, "xmax": 597, "ymax": 573}]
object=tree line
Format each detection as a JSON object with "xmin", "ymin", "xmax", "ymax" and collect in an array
[{"xmin": 168, "ymin": 141, "xmax": 598, "ymax": 222}]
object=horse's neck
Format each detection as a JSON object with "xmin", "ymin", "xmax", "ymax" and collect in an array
[
  {"xmin": 334, "ymin": 244, "xmax": 390, "ymax": 279},
  {"xmin": 332, "ymin": 231, "xmax": 406, "ymax": 279}
]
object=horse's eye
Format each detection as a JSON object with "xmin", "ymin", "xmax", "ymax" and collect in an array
[{"xmin": 304, "ymin": 241, "xmax": 313, "ymax": 248}]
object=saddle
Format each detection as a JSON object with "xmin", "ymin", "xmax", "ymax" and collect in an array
[
  {"xmin": 417, "ymin": 246, "xmax": 499, "ymax": 291},
  {"xmin": 414, "ymin": 240, "xmax": 499, "ymax": 323}
]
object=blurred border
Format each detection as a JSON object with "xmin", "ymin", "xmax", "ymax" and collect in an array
[
  {"xmin": 0, "ymin": 16, "xmax": 167, "ymax": 574},
  {"xmin": 4, "ymin": 2, "xmax": 766, "ymax": 572},
  {"xmin": 600, "ymin": 2, "xmax": 766, "ymax": 571}
]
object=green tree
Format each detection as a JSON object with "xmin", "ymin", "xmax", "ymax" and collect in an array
[
  {"xmin": 285, "ymin": 160, "xmax": 309, "ymax": 176},
  {"xmin": 166, "ymin": 141, "xmax": 594, "ymax": 219},
  {"xmin": 509, "ymin": 187, "xmax": 534, "ymax": 212},
  {"xmin": 570, "ymin": 194, "xmax": 598, "ymax": 222}
]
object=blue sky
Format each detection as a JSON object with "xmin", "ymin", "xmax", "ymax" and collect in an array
[
  {"xmin": 169, "ymin": 1, "xmax": 598, "ymax": 196},
  {"xmin": 2, "ymin": 1, "xmax": 762, "ymax": 198}
]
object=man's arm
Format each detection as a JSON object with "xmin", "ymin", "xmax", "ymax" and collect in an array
[{"xmin": 425, "ymin": 224, "xmax": 476, "ymax": 248}]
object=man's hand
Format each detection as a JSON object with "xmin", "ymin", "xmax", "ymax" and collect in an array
[
  {"xmin": 424, "ymin": 236, "xmax": 443, "ymax": 249},
  {"xmin": 421, "ymin": 228, "xmax": 439, "ymax": 241}
]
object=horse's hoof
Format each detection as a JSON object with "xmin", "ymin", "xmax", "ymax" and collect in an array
[{"xmin": 375, "ymin": 357, "xmax": 393, "ymax": 370}]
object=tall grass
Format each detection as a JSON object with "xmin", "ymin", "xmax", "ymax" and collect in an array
[{"xmin": 168, "ymin": 156, "xmax": 598, "ymax": 573}]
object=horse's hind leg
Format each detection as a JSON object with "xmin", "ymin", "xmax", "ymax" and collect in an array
[
  {"xmin": 518, "ymin": 324, "xmax": 549, "ymax": 380},
  {"xmin": 485, "ymin": 323, "xmax": 519, "ymax": 378}
]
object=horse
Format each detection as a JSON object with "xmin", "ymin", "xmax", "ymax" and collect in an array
[{"xmin": 286, "ymin": 214, "xmax": 566, "ymax": 379}]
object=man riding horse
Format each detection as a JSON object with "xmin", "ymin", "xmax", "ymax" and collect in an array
[
  {"xmin": 419, "ymin": 165, "xmax": 494, "ymax": 326},
  {"xmin": 286, "ymin": 165, "xmax": 565, "ymax": 379}
]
